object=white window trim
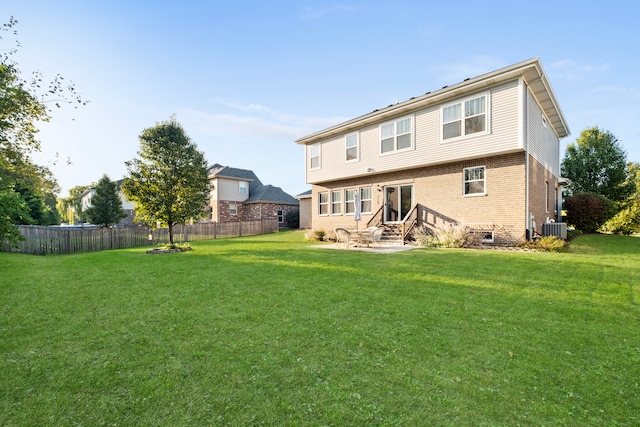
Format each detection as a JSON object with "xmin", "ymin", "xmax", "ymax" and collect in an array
[
  {"xmin": 440, "ymin": 92, "xmax": 490, "ymax": 143},
  {"xmin": 344, "ymin": 189, "xmax": 356, "ymax": 214},
  {"xmin": 318, "ymin": 191, "xmax": 329, "ymax": 216},
  {"xmin": 309, "ymin": 143, "xmax": 321, "ymax": 170},
  {"xmin": 345, "ymin": 132, "xmax": 359, "ymax": 163},
  {"xmin": 463, "ymin": 166, "xmax": 487, "ymax": 197},
  {"xmin": 379, "ymin": 115, "xmax": 414, "ymax": 156},
  {"xmin": 360, "ymin": 187, "xmax": 373, "ymax": 214},
  {"xmin": 229, "ymin": 203, "xmax": 238, "ymax": 216},
  {"xmin": 239, "ymin": 181, "xmax": 248, "ymax": 195},
  {"xmin": 472, "ymin": 229, "xmax": 494, "ymax": 243},
  {"xmin": 330, "ymin": 190, "xmax": 342, "ymax": 215},
  {"xmin": 545, "ymin": 181, "xmax": 550, "ymax": 213}
]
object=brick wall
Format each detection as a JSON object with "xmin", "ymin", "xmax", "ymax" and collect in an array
[
  {"xmin": 528, "ymin": 156, "xmax": 560, "ymax": 237},
  {"xmin": 310, "ymin": 152, "xmax": 533, "ymax": 244},
  {"xmin": 217, "ymin": 200, "xmax": 299, "ymax": 227},
  {"xmin": 218, "ymin": 200, "xmax": 244, "ymax": 222}
]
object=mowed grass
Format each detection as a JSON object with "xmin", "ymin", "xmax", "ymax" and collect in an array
[{"xmin": 1, "ymin": 231, "xmax": 639, "ymax": 426}]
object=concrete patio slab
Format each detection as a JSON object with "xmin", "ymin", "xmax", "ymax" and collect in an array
[{"xmin": 314, "ymin": 243, "xmax": 418, "ymax": 253}]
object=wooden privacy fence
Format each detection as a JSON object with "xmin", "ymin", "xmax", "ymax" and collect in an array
[{"xmin": 2, "ymin": 218, "xmax": 279, "ymax": 255}]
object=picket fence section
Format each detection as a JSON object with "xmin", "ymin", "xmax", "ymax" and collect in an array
[{"xmin": 2, "ymin": 218, "xmax": 279, "ymax": 255}]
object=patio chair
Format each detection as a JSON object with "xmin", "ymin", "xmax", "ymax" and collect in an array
[
  {"xmin": 334, "ymin": 227, "xmax": 353, "ymax": 249},
  {"xmin": 358, "ymin": 226, "xmax": 379, "ymax": 247},
  {"xmin": 370, "ymin": 227, "xmax": 384, "ymax": 247}
]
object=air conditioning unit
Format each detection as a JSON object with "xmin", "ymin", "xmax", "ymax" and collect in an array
[{"xmin": 542, "ymin": 222, "xmax": 567, "ymax": 240}]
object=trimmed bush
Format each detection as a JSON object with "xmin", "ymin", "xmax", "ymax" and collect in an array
[
  {"xmin": 520, "ymin": 235, "xmax": 567, "ymax": 252},
  {"xmin": 285, "ymin": 210, "xmax": 300, "ymax": 229},
  {"xmin": 564, "ymin": 192, "xmax": 615, "ymax": 233},
  {"xmin": 304, "ymin": 229, "xmax": 326, "ymax": 242}
]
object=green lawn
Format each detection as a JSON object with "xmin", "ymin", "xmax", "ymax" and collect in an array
[{"xmin": 1, "ymin": 231, "xmax": 639, "ymax": 426}]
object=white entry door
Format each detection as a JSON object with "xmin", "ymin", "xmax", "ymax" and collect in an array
[{"xmin": 384, "ymin": 184, "xmax": 413, "ymax": 223}]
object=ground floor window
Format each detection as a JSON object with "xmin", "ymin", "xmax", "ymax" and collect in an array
[
  {"xmin": 360, "ymin": 187, "xmax": 372, "ymax": 213},
  {"xmin": 278, "ymin": 210, "xmax": 284, "ymax": 223},
  {"xmin": 331, "ymin": 190, "xmax": 341, "ymax": 215},
  {"xmin": 464, "ymin": 166, "xmax": 485, "ymax": 195},
  {"xmin": 472, "ymin": 229, "xmax": 494, "ymax": 243},
  {"xmin": 318, "ymin": 192, "xmax": 329, "ymax": 215},
  {"xmin": 229, "ymin": 203, "xmax": 238, "ymax": 216},
  {"xmin": 345, "ymin": 189, "xmax": 356, "ymax": 214}
]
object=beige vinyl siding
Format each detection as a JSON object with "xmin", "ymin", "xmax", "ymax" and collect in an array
[
  {"xmin": 526, "ymin": 87, "xmax": 561, "ymax": 178},
  {"xmin": 306, "ymin": 80, "xmax": 522, "ymax": 185},
  {"xmin": 217, "ymin": 178, "xmax": 249, "ymax": 202},
  {"xmin": 426, "ymin": 80, "xmax": 520, "ymax": 164}
]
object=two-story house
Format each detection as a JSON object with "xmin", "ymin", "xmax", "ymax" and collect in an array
[
  {"xmin": 295, "ymin": 58, "xmax": 570, "ymax": 244},
  {"xmin": 208, "ymin": 164, "xmax": 299, "ymax": 227}
]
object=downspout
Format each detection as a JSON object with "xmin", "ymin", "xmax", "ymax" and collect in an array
[{"xmin": 524, "ymin": 81, "xmax": 531, "ymax": 240}]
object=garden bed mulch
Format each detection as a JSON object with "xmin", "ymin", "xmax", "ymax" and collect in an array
[{"xmin": 146, "ymin": 247, "xmax": 192, "ymax": 254}]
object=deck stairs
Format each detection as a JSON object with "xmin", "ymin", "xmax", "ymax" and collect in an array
[{"xmin": 379, "ymin": 224, "xmax": 406, "ymax": 246}]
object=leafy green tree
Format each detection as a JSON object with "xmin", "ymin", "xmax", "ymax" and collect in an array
[
  {"xmin": 57, "ymin": 185, "xmax": 90, "ymax": 223},
  {"xmin": 561, "ymin": 127, "xmax": 634, "ymax": 203},
  {"xmin": 602, "ymin": 162, "xmax": 640, "ymax": 235},
  {"xmin": 1, "ymin": 17, "xmax": 86, "ymax": 243},
  {"xmin": 121, "ymin": 117, "xmax": 210, "ymax": 245},
  {"xmin": 0, "ymin": 173, "xmax": 30, "ymax": 244},
  {"xmin": 85, "ymin": 175, "xmax": 126, "ymax": 227}
]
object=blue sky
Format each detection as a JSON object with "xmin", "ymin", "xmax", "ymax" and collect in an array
[{"xmin": 5, "ymin": 0, "xmax": 640, "ymax": 197}]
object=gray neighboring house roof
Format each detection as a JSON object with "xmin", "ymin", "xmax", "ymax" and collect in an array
[
  {"xmin": 208, "ymin": 163, "xmax": 263, "ymax": 194},
  {"xmin": 208, "ymin": 163, "xmax": 298, "ymax": 206},
  {"xmin": 246, "ymin": 184, "xmax": 299, "ymax": 205},
  {"xmin": 295, "ymin": 189, "xmax": 312, "ymax": 199}
]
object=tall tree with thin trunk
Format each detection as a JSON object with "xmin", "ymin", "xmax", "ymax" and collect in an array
[
  {"xmin": 122, "ymin": 117, "xmax": 210, "ymax": 245},
  {"xmin": 85, "ymin": 175, "xmax": 126, "ymax": 227}
]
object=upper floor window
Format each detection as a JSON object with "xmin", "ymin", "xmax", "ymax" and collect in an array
[
  {"xmin": 331, "ymin": 190, "xmax": 342, "ymax": 215},
  {"xmin": 345, "ymin": 133, "xmax": 359, "ymax": 162},
  {"xmin": 463, "ymin": 166, "xmax": 485, "ymax": 196},
  {"xmin": 380, "ymin": 116, "xmax": 413, "ymax": 154},
  {"xmin": 318, "ymin": 192, "xmax": 329, "ymax": 215},
  {"xmin": 309, "ymin": 143, "xmax": 321, "ymax": 170},
  {"xmin": 442, "ymin": 94, "xmax": 488, "ymax": 141},
  {"xmin": 239, "ymin": 181, "xmax": 248, "ymax": 195}
]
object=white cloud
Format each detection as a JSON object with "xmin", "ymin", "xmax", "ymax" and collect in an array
[{"xmin": 178, "ymin": 103, "xmax": 347, "ymax": 142}]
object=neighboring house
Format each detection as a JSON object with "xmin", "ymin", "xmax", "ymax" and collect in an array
[
  {"xmin": 80, "ymin": 179, "xmax": 136, "ymax": 226},
  {"xmin": 295, "ymin": 58, "xmax": 570, "ymax": 244},
  {"xmin": 207, "ymin": 164, "xmax": 299, "ymax": 227},
  {"xmin": 295, "ymin": 190, "xmax": 312, "ymax": 229}
]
